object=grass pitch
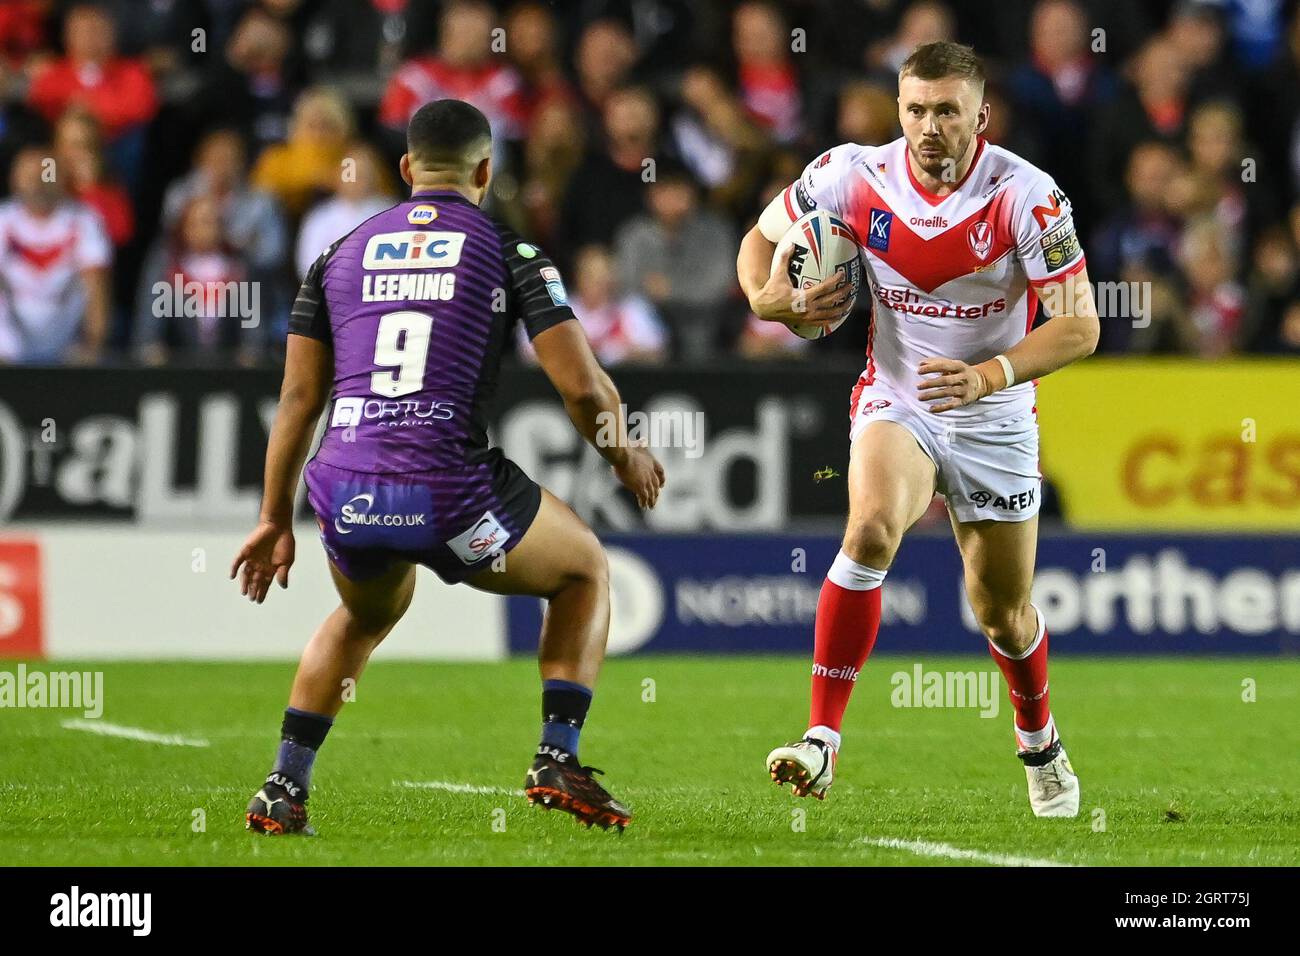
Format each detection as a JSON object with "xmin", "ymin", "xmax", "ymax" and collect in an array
[{"xmin": 2, "ymin": 656, "xmax": 1297, "ymax": 866}]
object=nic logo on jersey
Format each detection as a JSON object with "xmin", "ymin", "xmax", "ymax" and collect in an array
[
  {"xmin": 867, "ymin": 208, "xmax": 894, "ymax": 252},
  {"xmin": 363, "ymin": 231, "xmax": 465, "ymax": 269}
]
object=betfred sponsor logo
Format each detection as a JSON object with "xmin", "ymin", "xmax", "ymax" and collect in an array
[
  {"xmin": 447, "ymin": 510, "xmax": 510, "ymax": 565},
  {"xmin": 363, "ymin": 231, "xmax": 465, "ymax": 269},
  {"xmin": 872, "ymin": 283, "xmax": 1007, "ymax": 319},
  {"xmin": 811, "ymin": 661, "xmax": 860, "ymax": 682}
]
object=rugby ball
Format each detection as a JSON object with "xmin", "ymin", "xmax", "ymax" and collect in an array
[{"xmin": 772, "ymin": 209, "xmax": 862, "ymax": 339}]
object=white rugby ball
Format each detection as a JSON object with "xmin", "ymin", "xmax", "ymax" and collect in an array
[{"xmin": 772, "ymin": 209, "xmax": 862, "ymax": 339}]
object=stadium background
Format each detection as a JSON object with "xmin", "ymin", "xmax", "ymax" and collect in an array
[{"xmin": 1, "ymin": 0, "xmax": 1298, "ymax": 662}]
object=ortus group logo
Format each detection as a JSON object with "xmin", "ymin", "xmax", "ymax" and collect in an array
[{"xmin": 330, "ymin": 396, "xmax": 455, "ymax": 429}]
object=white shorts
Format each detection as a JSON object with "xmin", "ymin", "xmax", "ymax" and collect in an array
[{"xmin": 849, "ymin": 381, "xmax": 1042, "ymax": 523}]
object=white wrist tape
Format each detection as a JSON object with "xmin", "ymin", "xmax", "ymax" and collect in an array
[{"xmin": 993, "ymin": 353, "xmax": 1015, "ymax": 388}]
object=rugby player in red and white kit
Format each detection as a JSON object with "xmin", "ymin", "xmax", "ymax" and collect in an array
[{"xmin": 737, "ymin": 41, "xmax": 1099, "ymax": 816}]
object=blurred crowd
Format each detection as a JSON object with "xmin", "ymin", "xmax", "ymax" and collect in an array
[{"xmin": 1, "ymin": 0, "xmax": 1299, "ymax": 367}]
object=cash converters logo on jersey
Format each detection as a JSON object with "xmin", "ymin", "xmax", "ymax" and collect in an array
[
  {"xmin": 363, "ymin": 230, "xmax": 466, "ymax": 269},
  {"xmin": 330, "ymin": 397, "xmax": 456, "ymax": 429},
  {"xmin": 872, "ymin": 283, "xmax": 1007, "ymax": 319},
  {"xmin": 334, "ymin": 492, "xmax": 428, "ymax": 535}
]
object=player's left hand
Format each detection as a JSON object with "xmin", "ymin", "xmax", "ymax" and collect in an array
[
  {"xmin": 915, "ymin": 357, "xmax": 993, "ymax": 414},
  {"xmin": 230, "ymin": 521, "xmax": 295, "ymax": 604}
]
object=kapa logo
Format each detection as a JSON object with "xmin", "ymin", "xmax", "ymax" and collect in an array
[
  {"xmin": 363, "ymin": 231, "xmax": 465, "ymax": 269},
  {"xmin": 867, "ymin": 208, "xmax": 893, "ymax": 252}
]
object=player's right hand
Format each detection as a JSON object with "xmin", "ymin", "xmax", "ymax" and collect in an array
[
  {"xmin": 230, "ymin": 520, "xmax": 295, "ymax": 604},
  {"xmin": 749, "ymin": 244, "xmax": 852, "ymax": 327},
  {"xmin": 613, "ymin": 445, "xmax": 666, "ymax": 509}
]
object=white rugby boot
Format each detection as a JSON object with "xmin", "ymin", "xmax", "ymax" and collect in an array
[
  {"xmin": 766, "ymin": 729, "xmax": 837, "ymax": 799},
  {"xmin": 1019, "ymin": 733, "xmax": 1080, "ymax": 818}
]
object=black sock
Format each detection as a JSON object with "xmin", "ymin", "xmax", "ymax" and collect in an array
[
  {"xmin": 539, "ymin": 679, "xmax": 592, "ymax": 759},
  {"xmin": 270, "ymin": 707, "xmax": 333, "ymax": 798}
]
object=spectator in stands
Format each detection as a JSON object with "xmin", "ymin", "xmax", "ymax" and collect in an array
[
  {"xmin": 377, "ymin": 0, "xmax": 528, "ymax": 149},
  {"xmin": 134, "ymin": 193, "xmax": 255, "ymax": 365},
  {"xmin": 520, "ymin": 97, "xmax": 586, "ymax": 245},
  {"xmin": 1176, "ymin": 100, "xmax": 1276, "ymax": 270},
  {"xmin": 0, "ymin": 145, "xmax": 111, "ymax": 364},
  {"xmin": 505, "ymin": 1, "xmax": 573, "ymax": 124},
  {"xmin": 1252, "ymin": 5, "xmax": 1300, "ymax": 209},
  {"xmin": 517, "ymin": 245, "xmax": 667, "ymax": 366},
  {"xmin": 1240, "ymin": 225, "xmax": 1300, "ymax": 352},
  {"xmin": 615, "ymin": 167, "xmax": 736, "ymax": 360},
  {"xmin": 1178, "ymin": 217, "xmax": 1247, "ymax": 356},
  {"xmin": 1007, "ymin": 0, "xmax": 1118, "ymax": 231},
  {"xmin": 735, "ymin": 312, "xmax": 812, "ymax": 360},
  {"xmin": 0, "ymin": 0, "xmax": 50, "ymax": 72},
  {"xmin": 572, "ymin": 19, "xmax": 638, "ymax": 136},
  {"xmin": 303, "ymin": 0, "xmax": 438, "ymax": 77},
  {"xmin": 163, "ymin": 128, "xmax": 287, "ymax": 284},
  {"xmin": 53, "ymin": 110, "xmax": 133, "ymax": 249},
  {"xmin": 1167, "ymin": 1, "xmax": 1246, "ymax": 108},
  {"xmin": 252, "ymin": 86, "xmax": 354, "ymax": 218},
  {"xmin": 731, "ymin": 1, "xmax": 802, "ymax": 145},
  {"xmin": 559, "ymin": 86, "xmax": 662, "ymax": 255},
  {"xmin": 836, "ymin": 82, "xmax": 898, "ymax": 146},
  {"xmin": 866, "ymin": 1, "xmax": 956, "ymax": 77},
  {"xmin": 26, "ymin": 4, "xmax": 158, "ymax": 190},
  {"xmin": 195, "ymin": 6, "xmax": 300, "ymax": 157},
  {"xmin": 296, "ymin": 143, "xmax": 394, "ymax": 278},
  {"xmin": 670, "ymin": 64, "xmax": 769, "ymax": 219},
  {"xmin": 1090, "ymin": 35, "xmax": 1192, "ymax": 216}
]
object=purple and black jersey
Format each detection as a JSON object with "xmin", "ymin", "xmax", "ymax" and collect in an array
[
  {"xmin": 290, "ymin": 190, "xmax": 574, "ymax": 472},
  {"xmin": 289, "ymin": 191, "xmax": 572, "ymax": 583}
]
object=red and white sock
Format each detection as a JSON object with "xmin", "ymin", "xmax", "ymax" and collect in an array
[
  {"xmin": 807, "ymin": 550, "xmax": 887, "ymax": 751},
  {"xmin": 986, "ymin": 604, "xmax": 1054, "ymax": 751}
]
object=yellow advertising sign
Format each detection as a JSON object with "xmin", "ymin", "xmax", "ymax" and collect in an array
[{"xmin": 1036, "ymin": 361, "xmax": 1300, "ymax": 530}]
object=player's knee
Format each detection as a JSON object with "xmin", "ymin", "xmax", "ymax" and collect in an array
[
  {"xmin": 841, "ymin": 512, "xmax": 903, "ymax": 568},
  {"xmin": 342, "ymin": 586, "xmax": 413, "ymax": 638},
  {"xmin": 573, "ymin": 532, "xmax": 609, "ymax": 588},
  {"xmin": 975, "ymin": 602, "xmax": 1032, "ymax": 653},
  {"xmin": 553, "ymin": 528, "xmax": 608, "ymax": 595}
]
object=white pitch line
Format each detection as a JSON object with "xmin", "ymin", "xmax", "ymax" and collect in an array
[
  {"xmin": 61, "ymin": 719, "xmax": 209, "ymax": 748},
  {"xmin": 396, "ymin": 780, "xmax": 519, "ymax": 797},
  {"xmin": 861, "ymin": 836, "xmax": 1073, "ymax": 867}
]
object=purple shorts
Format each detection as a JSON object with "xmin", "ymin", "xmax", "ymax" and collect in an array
[{"xmin": 303, "ymin": 452, "xmax": 542, "ymax": 584}]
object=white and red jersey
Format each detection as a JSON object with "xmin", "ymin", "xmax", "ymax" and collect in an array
[
  {"xmin": 0, "ymin": 199, "xmax": 111, "ymax": 361},
  {"xmin": 762, "ymin": 136, "xmax": 1086, "ymax": 424}
]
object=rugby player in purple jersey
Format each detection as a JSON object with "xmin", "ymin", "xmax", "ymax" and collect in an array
[{"xmin": 231, "ymin": 100, "xmax": 664, "ymax": 834}]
